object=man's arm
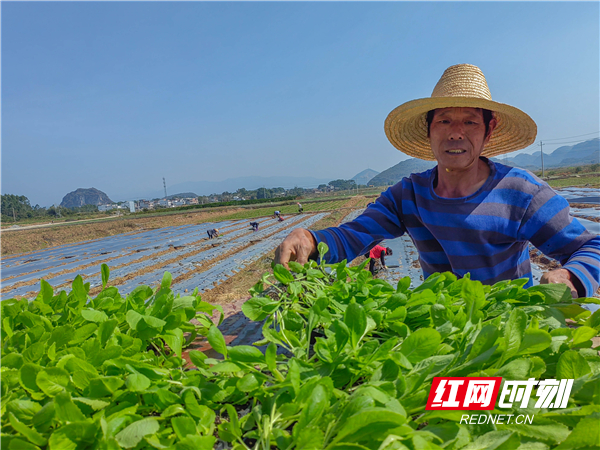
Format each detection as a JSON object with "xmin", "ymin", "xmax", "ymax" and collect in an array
[
  {"xmin": 275, "ymin": 184, "xmax": 406, "ymax": 267},
  {"xmin": 519, "ymin": 184, "xmax": 600, "ymax": 297}
]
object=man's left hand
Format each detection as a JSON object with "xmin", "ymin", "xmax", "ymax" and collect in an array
[{"xmin": 540, "ymin": 268, "xmax": 580, "ymax": 298}]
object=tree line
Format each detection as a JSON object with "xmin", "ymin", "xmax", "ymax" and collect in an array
[{"xmin": 1, "ymin": 194, "xmax": 98, "ymax": 222}]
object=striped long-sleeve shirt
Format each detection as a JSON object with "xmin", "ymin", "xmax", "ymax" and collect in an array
[{"xmin": 311, "ymin": 158, "xmax": 600, "ymax": 296}]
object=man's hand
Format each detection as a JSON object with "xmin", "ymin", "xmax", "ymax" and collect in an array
[
  {"xmin": 540, "ymin": 268, "xmax": 582, "ymax": 299},
  {"xmin": 274, "ymin": 228, "xmax": 318, "ymax": 269}
]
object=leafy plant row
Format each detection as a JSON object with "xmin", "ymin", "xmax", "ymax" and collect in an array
[{"xmin": 2, "ymin": 245, "xmax": 599, "ymax": 450}]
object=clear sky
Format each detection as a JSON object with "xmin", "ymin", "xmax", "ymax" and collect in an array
[{"xmin": 2, "ymin": 1, "xmax": 599, "ymax": 207}]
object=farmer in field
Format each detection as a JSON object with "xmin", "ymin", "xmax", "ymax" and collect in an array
[
  {"xmin": 250, "ymin": 221, "xmax": 259, "ymax": 231},
  {"xmin": 298, "ymin": 202, "xmax": 303, "ymax": 213},
  {"xmin": 207, "ymin": 228, "xmax": 219, "ymax": 239},
  {"xmin": 275, "ymin": 64, "xmax": 600, "ymax": 298},
  {"xmin": 365, "ymin": 245, "xmax": 393, "ymax": 275}
]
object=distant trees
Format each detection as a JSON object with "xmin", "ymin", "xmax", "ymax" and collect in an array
[
  {"xmin": 328, "ymin": 179, "xmax": 357, "ymax": 191},
  {"xmin": 1, "ymin": 194, "xmax": 99, "ymax": 222}
]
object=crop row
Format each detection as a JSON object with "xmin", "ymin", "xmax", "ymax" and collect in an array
[{"xmin": 2, "ymin": 248, "xmax": 599, "ymax": 449}]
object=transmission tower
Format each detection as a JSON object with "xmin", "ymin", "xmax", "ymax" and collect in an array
[{"xmin": 163, "ymin": 178, "xmax": 168, "ymax": 198}]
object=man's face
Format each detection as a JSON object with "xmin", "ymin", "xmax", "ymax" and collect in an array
[{"xmin": 429, "ymin": 107, "xmax": 495, "ymax": 170}]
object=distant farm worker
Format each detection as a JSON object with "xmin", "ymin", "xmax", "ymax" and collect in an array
[
  {"xmin": 207, "ymin": 228, "xmax": 219, "ymax": 239},
  {"xmin": 297, "ymin": 203, "xmax": 303, "ymax": 213},
  {"xmin": 274, "ymin": 210, "xmax": 281, "ymax": 219},
  {"xmin": 275, "ymin": 64, "xmax": 599, "ymax": 299},
  {"xmin": 250, "ymin": 221, "xmax": 259, "ymax": 231},
  {"xmin": 365, "ymin": 245, "xmax": 393, "ymax": 275}
]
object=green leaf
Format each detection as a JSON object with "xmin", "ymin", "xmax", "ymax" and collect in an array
[
  {"xmin": 115, "ymin": 418, "xmax": 160, "ymax": 449},
  {"xmin": 266, "ymin": 342, "xmax": 277, "ymax": 373},
  {"xmin": 297, "ymin": 384, "xmax": 328, "ymax": 429},
  {"xmin": 317, "ymin": 242, "xmax": 329, "ymax": 262},
  {"xmin": 171, "ymin": 416, "xmax": 197, "ymax": 440},
  {"xmin": 528, "ymin": 283, "xmax": 573, "ymax": 304},
  {"xmin": 101, "ymin": 264, "xmax": 110, "ymax": 289},
  {"xmin": 332, "ymin": 409, "xmax": 406, "ymax": 444},
  {"xmin": 288, "ymin": 261, "xmax": 305, "ymax": 274},
  {"xmin": 556, "ymin": 351, "xmax": 592, "ymax": 379},
  {"xmin": 517, "ymin": 329, "xmax": 552, "ymax": 355},
  {"xmin": 187, "ymin": 350, "xmax": 207, "ymax": 368},
  {"xmin": 8, "ymin": 412, "xmax": 47, "ymax": 446},
  {"xmin": 98, "ymin": 319, "xmax": 118, "ymax": 347},
  {"xmin": 126, "ymin": 373, "xmax": 152, "ymax": 392},
  {"xmin": 501, "ymin": 309, "xmax": 527, "ymax": 365},
  {"xmin": 48, "ymin": 325, "xmax": 75, "ymax": 349},
  {"xmin": 72, "ymin": 397, "xmax": 110, "ymax": 411},
  {"xmin": 36, "ymin": 367, "xmax": 70, "ymax": 397},
  {"xmin": 236, "ymin": 373, "xmax": 259, "ymax": 392},
  {"xmin": 461, "ymin": 430, "xmax": 520, "ymax": 450},
  {"xmin": 241, "ymin": 297, "xmax": 280, "ymax": 321},
  {"xmin": 161, "ymin": 271, "xmax": 172, "ymax": 289},
  {"xmin": 81, "ymin": 308, "xmax": 108, "ymax": 323},
  {"xmin": 345, "ymin": 302, "xmax": 367, "ymax": 349},
  {"xmin": 570, "ymin": 326, "xmax": 597, "ymax": 347},
  {"xmin": 48, "ymin": 421, "xmax": 97, "ymax": 450},
  {"xmin": 71, "ymin": 275, "xmax": 88, "ymax": 302},
  {"xmin": 39, "ymin": 279, "xmax": 54, "ymax": 303},
  {"xmin": 69, "ymin": 323, "xmax": 98, "ymax": 345},
  {"xmin": 54, "ymin": 392, "xmax": 86, "ymax": 422},
  {"xmin": 504, "ymin": 423, "xmax": 570, "ymax": 445},
  {"xmin": 86, "ymin": 376, "xmax": 124, "ymax": 397},
  {"xmin": 227, "ymin": 345, "xmax": 264, "ymax": 364},
  {"xmin": 295, "ymin": 426, "xmax": 325, "ymax": 449},
  {"xmin": 207, "ymin": 325, "xmax": 228, "ymax": 358},
  {"xmin": 273, "ymin": 264, "xmax": 295, "ymax": 285},
  {"xmin": 162, "ymin": 329, "xmax": 183, "ymax": 358},
  {"xmin": 555, "ymin": 415, "xmax": 600, "ymax": 449},
  {"xmin": 173, "ymin": 436, "xmax": 216, "ymax": 450},
  {"xmin": 399, "ymin": 328, "xmax": 441, "ymax": 364}
]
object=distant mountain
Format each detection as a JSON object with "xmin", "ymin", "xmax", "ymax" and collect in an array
[
  {"xmin": 60, "ymin": 188, "xmax": 113, "ymax": 208},
  {"xmin": 351, "ymin": 169, "xmax": 380, "ymax": 186},
  {"xmin": 493, "ymin": 138, "xmax": 599, "ymax": 170},
  {"xmin": 368, "ymin": 159, "xmax": 436, "ymax": 186},
  {"xmin": 134, "ymin": 176, "xmax": 333, "ymax": 201}
]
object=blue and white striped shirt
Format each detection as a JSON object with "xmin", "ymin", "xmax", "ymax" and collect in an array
[{"xmin": 312, "ymin": 158, "xmax": 600, "ymax": 296}]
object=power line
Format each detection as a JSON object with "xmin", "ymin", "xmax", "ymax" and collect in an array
[
  {"xmin": 542, "ymin": 131, "xmax": 599, "ymax": 142},
  {"xmin": 540, "ymin": 139, "xmax": 595, "ymax": 147}
]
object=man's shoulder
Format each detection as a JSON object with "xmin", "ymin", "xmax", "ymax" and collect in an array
[{"xmin": 490, "ymin": 160, "xmax": 545, "ymax": 189}]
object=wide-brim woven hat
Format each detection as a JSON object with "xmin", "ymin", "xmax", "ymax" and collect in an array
[{"xmin": 384, "ymin": 64, "xmax": 537, "ymax": 161}]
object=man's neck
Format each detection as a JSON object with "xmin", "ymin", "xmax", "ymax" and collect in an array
[{"xmin": 434, "ymin": 158, "xmax": 490, "ymax": 198}]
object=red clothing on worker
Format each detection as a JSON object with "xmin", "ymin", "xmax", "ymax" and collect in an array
[{"xmin": 369, "ymin": 245, "xmax": 387, "ymax": 259}]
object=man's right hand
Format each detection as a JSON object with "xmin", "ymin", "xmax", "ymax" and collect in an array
[{"xmin": 274, "ymin": 228, "xmax": 318, "ymax": 269}]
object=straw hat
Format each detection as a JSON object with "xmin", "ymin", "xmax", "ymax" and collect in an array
[{"xmin": 384, "ymin": 64, "xmax": 537, "ymax": 160}]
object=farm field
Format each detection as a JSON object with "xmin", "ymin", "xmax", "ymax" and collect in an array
[
  {"xmin": 2, "ymin": 190, "xmax": 600, "ymax": 449},
  {"xmin": 1, "ymin": 195, "xmax": 374, "ymax": 256}
]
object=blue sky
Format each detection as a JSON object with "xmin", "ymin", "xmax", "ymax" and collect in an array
[{"xmin": 2, "ymin": 1, "xmax": 598, "ymax": 207}]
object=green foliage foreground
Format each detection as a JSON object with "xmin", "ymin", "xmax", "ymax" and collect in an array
[{"xmin": 2, "ymin": 245, "xmax": 600, "ymax": 450}]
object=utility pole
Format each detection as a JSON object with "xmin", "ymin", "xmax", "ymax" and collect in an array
[
  {"xmin": 163, "ymin": 178, "xmax": 168, "ymax": 199},
  {"xmin": 12, "ymin": 206, "xmax": 16, "ymax": 223},
  {"xmin": 539, "ymin": 141, "xmax": 545, "ymax": 178}
]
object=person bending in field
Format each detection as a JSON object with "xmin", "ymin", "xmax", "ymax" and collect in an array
[
  {"xmin": 365, "ymin": 245, "xmax": 393, "ymax": 275},
  {"xmin": 274, "ymin": 64, "xmax": 599, "ymax": 299},
  {"xmin": 274, "ymin": 211, "xmax": 281, "ymax": 219},
  {"xmin": 207, "ymin": 228, "xmax": 219, "ymax": 239},
  {"xmin": 250, "ymin": 222, "xmax": 259, "ymax": 232},
  {"xmin": 298, "ymin": 203, "xmax": 303, "ymax": 213}
]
